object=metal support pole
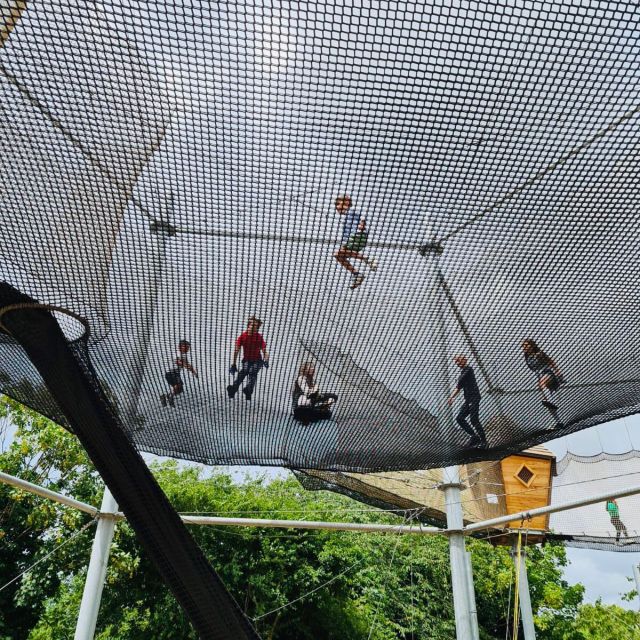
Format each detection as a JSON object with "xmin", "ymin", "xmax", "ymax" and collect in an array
[
  {"xmin": 0, "ymin": 470, "xmax": 98, "ymax": 516},
  {"xmin": 443, "ymin": 468, "xmax": 475, "ymax": 640},
  {"xmin": 511, "ymin": 539, "xmax": 536, "ymax": 640},
  {"xmin": 633, "ymin": 563, "xmax": 640, "ymax": 612},
  {"xmin": 430, "ymin": 247, "xmax": 477, "ymax": 640},
  {"xmin": 74, "ymin": 487, "xmax": 118, "ymax": 640},
  {"xmin": 465, "ymin": 482, "xmax": 640, "ymax": 533},
  {"xmin": 465, "ymin": 551, "xmax": 480, "ymax": 640}
]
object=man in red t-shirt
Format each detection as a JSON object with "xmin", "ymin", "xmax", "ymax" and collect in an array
[{"xmin": 227, "ymin": 316, "xmax": 269, "ymax": 401}]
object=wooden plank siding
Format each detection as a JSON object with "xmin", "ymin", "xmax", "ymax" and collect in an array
[{"xmin": 500, "ymin": 455, "xmax": 553, "ymax": 530}]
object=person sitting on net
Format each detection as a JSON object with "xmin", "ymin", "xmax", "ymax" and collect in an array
[
  {"xmin": 522, "ymin": 338, "xmax": 564, "ymax": 427},
  {"xmin": 333, "ymin": 194, "xmax": 377, "ymax": 290},
  {"xmin": 161, "ymin": 339, "xmax": 198, "ymax": 407},
  {"xmin": 227, "ymin": 316, "xmax": 269, "ymax": 402},
  {"xmin": 447, "ymin": 354, "xmax": 487, "ymax": 448},
  {"xmin": 606, "ymin": 498, "xmax": 628, "ymax": 542},
  {"xmin": 292, "ymin": 361, "xmax": 338, "ymax": 424}
]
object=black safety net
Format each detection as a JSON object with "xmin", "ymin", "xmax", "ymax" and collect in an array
[
  {"xmin": 549, "ymin": 451, "xmax": 640, "ymax": 551},
  {"xmin": 0, "ymin": 284, "xmax": 259, "ymax": 639},
  {"xmin": 2, "ymin": 1, "xmax": 640, "ymax": 473},
  {"xmin": 297, "ymin": 449, "xmax": 640, "ymax": 551}
]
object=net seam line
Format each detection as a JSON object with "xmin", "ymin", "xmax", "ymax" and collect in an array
[
  {"xmin": 438, "ymin": 104, "xmax": 640, "ymax": 243},
  {"xmin": 0, "ymin": 61, "xmax": 164, "ymax": 225}
]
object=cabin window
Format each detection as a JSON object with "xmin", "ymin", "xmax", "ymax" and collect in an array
[{"xmin": 515, "ymin": 464, "xmax": 535, "ymax": 487}]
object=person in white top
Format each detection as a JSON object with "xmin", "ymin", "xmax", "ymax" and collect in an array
[
  {"xmin": 161, "ymin": 339, "xmax": 198, "ymax": 407},
  {"xmin": 292, "ymin": 362, "xmax": 337, "ymax": 423}
]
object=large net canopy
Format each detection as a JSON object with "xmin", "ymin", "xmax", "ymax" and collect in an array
[{"xmin": 2, "ymin": 0, "xmax": 640, "ymax": 472}]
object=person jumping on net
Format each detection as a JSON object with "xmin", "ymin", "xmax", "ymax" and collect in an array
[
  {"xmin": 227, "ymin": 316, "xmax": 269, "ymax": 401},
  {"xmin": 447, "ymin": 355, "xmax": 487, "ymax": 448},
  {"xmin": 333, "ymin": 194, "xmax": 377, "ymax": 289},
  {"xmin": 522, "ymin": 338, "xmax": 564, "ymax": 427},
  {"xmin": 292, "ymin": 361, "xmax": 338, "ymax": 424},
  {"xmin": 606, "ymin": 499, "xmax": 629, "ymax": 542},
  {"xmin": 161, "ymin": 339, "xmax": 198, "ymax": 407}
]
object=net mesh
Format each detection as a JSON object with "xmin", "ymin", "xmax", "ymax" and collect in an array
[
  {"xmin": 297, "ymin": 448, "xmax": 640, "ymax": 550},
  {"xmin": 0, "ymin": 284, "xmax": 259, "ymax": 639},
  {"xmin": 549, "ymin": 451, "xmax": 640, "ymax": 551},
  {"xmin": 2, "ymin": 1, "xmax": 640, "ymax": 472}
]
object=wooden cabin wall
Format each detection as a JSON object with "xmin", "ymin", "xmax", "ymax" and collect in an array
[{"xmin": 500, "ymin": 456, "xmax": 552, "ymax": 530}]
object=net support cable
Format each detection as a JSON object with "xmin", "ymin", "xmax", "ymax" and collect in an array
[
  {"xmin": 3, "ymin": 460, "xmax": 640, "ymax": 539},
  {"xmin": 0, "ymin": 282, "xmax": 259, "ymax": 640},
  {"xmin": 169, "ymin": 104, "xmax": 639, "ymax": 254},
  {"xmin": 0, "ymin": 51, "xmax": 168, "ymax": 227},
  {"xmin": 438, "ymin": 104, "xmax": 640, "ymax": 243}
]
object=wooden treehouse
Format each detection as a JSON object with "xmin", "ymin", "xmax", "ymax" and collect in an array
[{"xmin": 302, "ymin": 444, "xmax": 556, "ymax": 544}]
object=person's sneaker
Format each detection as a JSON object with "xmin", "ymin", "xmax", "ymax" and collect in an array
[
  {"xmin": 350, "ymin": 273, "xmax": 365, "ymax": 289},
  {"xmin": 368, "ymin": 258, "xmax": 378, "ymax": 272},
  {"xmin": 541, "ymin": 400, "xmax": 558, "ymax": 412},
  {"xmin": 167, "ymin": 394, "xmax": 175, "ymax": 407},
  {"xmin": 467, "ymin": 435, "xmax": 482, "ymax": 448},
  {"xmin": 227, "ymin": 385, "xmax": 237, "ymax": 399},
  {"xmin": 160, "ymin": 394, "xmax": 167, "ymax": 407},
  {"xmin": 242, "ymin": 388, "xmax": 252, "ymax": 401}
]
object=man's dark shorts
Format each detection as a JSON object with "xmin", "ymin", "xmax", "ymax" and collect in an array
[{"xmin": 165, "ymin": 368, "xmax": 182, "ymax": 387}]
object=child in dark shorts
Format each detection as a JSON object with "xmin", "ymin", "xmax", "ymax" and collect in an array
[
  {"xmin": 522, "ymin": 338, "xmax": 564, "ymax": 426},
  {"xmin": 161, "ymin": 339, "xmax": 198, "ymax": 407},
  {"xmin": 333, "ymin": 195, "xmax": 378, "ymax": 289}
]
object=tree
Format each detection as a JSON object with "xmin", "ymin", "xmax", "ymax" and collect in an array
[
  {"xmin": 0, "ymin": 396, "xmax": 100, "ymax": 640},
  {"xmin": 3, "ymin": 396, "xmax": 638, "ymax": 639},
  {"xmin": 571, "ymin": 601, "xmax": 640, "ymax": 640}
]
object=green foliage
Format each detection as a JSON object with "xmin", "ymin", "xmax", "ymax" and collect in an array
[
  {"xmin": 2, "ymin": 396, "xmax": 639, "ymax": 639},
  {"xmin": 536, "ymin": 599, "xmax": 640, "ymax": 640},
  {"xmin": 0, "ymin": 397, "xmax": 100, "ymax": 640}
]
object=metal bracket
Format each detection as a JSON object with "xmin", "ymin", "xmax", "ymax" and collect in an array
[
  {"xmin": 149, "ymin": 220, "xmax": 177, "ymax": 236},
  {"xmin": 417, "ymin": 241, "xmax": 444, "ymax": 256}
]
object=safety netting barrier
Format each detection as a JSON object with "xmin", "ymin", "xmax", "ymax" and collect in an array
[
  {"xmin": 2, "ymin": 1, "xmax": 640, "ymax": 474},
  {"xmin": 549, "ymin": 451, "xmax": 640, "ymax": 551},
  {"xmin": 297, "ymin": 448, "xmax": 640, "ymax": 550}
]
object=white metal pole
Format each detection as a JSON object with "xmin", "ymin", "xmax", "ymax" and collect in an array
[
  {"xmin": 0, "ymin": 472, "xmax": 445, "ymax": 533},
  {"xmin": 465, "ymin": 482, "xmax": 640, "ymax": 533},
  {"xmin": 181, "ymin": 515, "xmax": 442, "ymax": 534},
  {"xmin": 511, "ymin": 538, "xmax": 536, "ymax": 640},
  {"xmin": 432, "ymin": 251, "xmax": 476, "ymax": 640},
  {"xmin": 443, "ymin": 467, "xmax": 474, "ymax": 640},
  {"xmin": 0, "ymin": 470, "xmax": 98, "ymax": 516},
  {"xmin": 74, "ymin": 487, "xmax": 118, "ymax": 640},
  {"xmin": 633, "ymin": 564, "xmax": 640, "ymax": 612},
  {"xmin": 465, "ymin": 550, "xmax": 480, "ymax": 639}
]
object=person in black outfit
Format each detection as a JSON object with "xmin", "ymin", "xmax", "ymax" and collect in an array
[
  {"xmin": 447, "ymin": 355, "xmax": 487, "ymax": 447},
  {"xmin": 292, "ymin": 362, "xmax": 338, "ymax": 424}
]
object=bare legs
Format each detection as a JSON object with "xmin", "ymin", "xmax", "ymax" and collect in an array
[{"xmin": 334, "ymin": 247, "xmax": 374, "ymax": 273}]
